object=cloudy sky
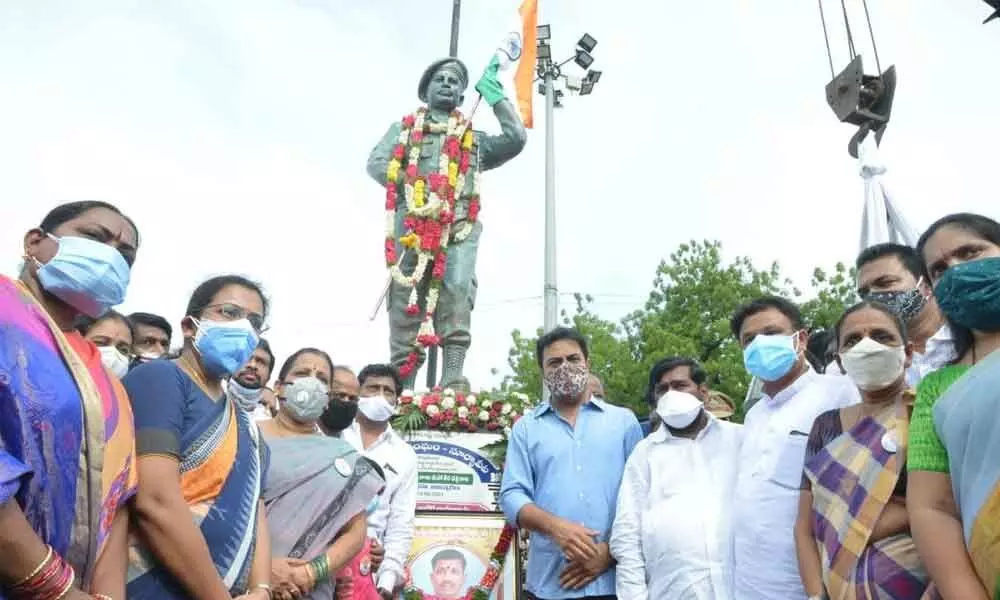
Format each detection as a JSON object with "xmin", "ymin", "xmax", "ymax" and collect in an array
[{"xmin": 1, "ymin": 1, "xmax": 997, "ymax": 389}]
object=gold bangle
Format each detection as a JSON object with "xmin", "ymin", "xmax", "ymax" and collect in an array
[
  {"xmin": 253, "ymin": 583, "xmax": 273, "ymax": 600},
  {"xmin": 14, "ymin": 546, "xmax": 53, "ymax": 586},
  {"xmin": 93, "ymin": 595, "xmax": 114, "ymax": 600}
]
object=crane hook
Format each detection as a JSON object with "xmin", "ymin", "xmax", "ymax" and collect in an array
[{"xmin": 825, "ymin": 54, "xmax": 897, "ymax": 158}]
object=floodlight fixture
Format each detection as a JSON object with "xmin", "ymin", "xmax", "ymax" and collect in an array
[
  {"xmin": 537, "ymin": 42, "xmax": 552, "ymax": 61},
  {"xmin": 537, "ymin": 24, "xmax": 551, "ymax": 41},
  {"xmin": 574, "ymin": 49, "xmax": 594, "ymax": 70},
  {"xmin": 577, "ymin": 34, "xmax": 597, "ymax": 53},
  {"xmin": 579, "ymin": 80, "xmax": 594, "ymax": 96},
  {"xmin": 587, "ymin": 70, "xmax": 602, "ymax": 84},
  {"xmin": 984, "ymin": 0, "xmax": 1000, "ymax": 23}
]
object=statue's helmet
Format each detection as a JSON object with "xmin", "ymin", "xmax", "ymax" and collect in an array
[{"xmin": 417, "ymin": 58, "xmax": 470, "ymax": 103}]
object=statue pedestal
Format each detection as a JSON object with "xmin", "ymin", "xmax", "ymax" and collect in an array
[{"xmin": 395, "ymin": 389, "xmax": 534, "ymax": 599}]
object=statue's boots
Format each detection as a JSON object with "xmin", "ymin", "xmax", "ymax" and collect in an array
[
  {"xmin": 400, "ymin": 371, "xmax": 417, "ymax": 392},
  {"xmin": 440, "ymin": 345, "xmax": 471, "ymax": 393}
]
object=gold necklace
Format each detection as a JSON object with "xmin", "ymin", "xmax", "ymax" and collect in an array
[{"xmin": 176, "ymin": 354, "xmax": 218, "ymax": 398}]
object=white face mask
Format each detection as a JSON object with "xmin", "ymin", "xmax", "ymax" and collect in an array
[
  {"xmin": 656, "ymin": 390, "xmax": 704, "ymax": 430},
  {"xmin": 98, "ymin": 345, "xmax": 130, "ymax": 379},
  {"xmin": 839, "ymin": 337, "xmax": 906, "ymax": 391},
  {"xmin": 358, "ymin": 395, "xmax": 396, "ymax": 423}
]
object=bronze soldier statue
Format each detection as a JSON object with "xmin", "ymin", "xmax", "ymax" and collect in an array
[{"xmin": 367, "ymin": 57, "xmax": 527, "ymax": 391}]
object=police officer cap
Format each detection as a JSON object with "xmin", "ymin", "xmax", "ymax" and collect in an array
[{"xmin": 417, "ymin": 58, "xmax": 469, "ymax": 102}]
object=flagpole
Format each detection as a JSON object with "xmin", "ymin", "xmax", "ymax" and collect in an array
[{"xmin": 449, "ymin": 0, "xmax": 461, "ymax": 57}]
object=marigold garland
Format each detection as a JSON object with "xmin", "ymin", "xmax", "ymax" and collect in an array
[
  {"xmin": 384, "ymin": 108, "xmax": 481, "ymax": 378},
  {"xmin": 402, "ymin": 524, "xmax": 517, "ymax": 600}
]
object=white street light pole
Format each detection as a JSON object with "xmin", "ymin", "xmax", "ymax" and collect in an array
[
  {"xmin": 543, "ymin": 70, "xmax": 558, "ymax": 334},
  {"xmin": 536, "ymin": 27, "xmax": 599, "ymax": 336}
]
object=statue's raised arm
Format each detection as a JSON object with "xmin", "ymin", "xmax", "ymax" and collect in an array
[
  {"xmin": 366, "ymin": 57, "xmax": 527, "ymax": 391},
  {"xmin": 473, "ymin": 87, "xmax": 527, "ymax": 172}
]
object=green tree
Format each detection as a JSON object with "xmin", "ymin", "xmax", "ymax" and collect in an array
[
  {"xmin": 495, "ymin": 293, "xmax": 644, "ymax": 413},
  {"xmin": 800, "ymin": 262, "xmax": 859, "ymax": 331},
  {"xmin": 495, "ymin": 240, "xmax": 858, "ymax": 418}
]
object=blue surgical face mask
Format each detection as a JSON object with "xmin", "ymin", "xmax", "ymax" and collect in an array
[
  {"xmin": 34, "ymin": 234, "xmax": 130, "ymax": 318},
  {"xmin": 743, "ymin": 333, "xmax": 801, "ymax": 382},
  {"xmin": 934, "ymin": 256, "xmax": 1000, "ymax": 332},
  {"xmin": 192, "ymin": 318, "xmax": 259, "ymax": 378}
]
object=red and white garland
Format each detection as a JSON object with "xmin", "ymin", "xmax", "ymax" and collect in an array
[{"xmin": 384, "ymin": 108, "xmax": 482, "ymax": 378}]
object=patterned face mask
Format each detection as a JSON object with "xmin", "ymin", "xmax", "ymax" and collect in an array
[
  {"xmin": 544, "ymin": 362, "xmax": 590, "ymax": 399},
  {"xmin": 864, "ymin": 278, "xmax": 927, "ymax": 323}
]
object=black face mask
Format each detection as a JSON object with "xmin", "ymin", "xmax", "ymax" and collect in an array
[{"xmin": 320, "ymin": 398, "xmax": 358, "ymax": 434}]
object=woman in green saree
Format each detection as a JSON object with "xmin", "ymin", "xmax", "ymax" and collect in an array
[{"xmin": 907, "ymin": 212, "xmax": 1000, "ymax": 600}]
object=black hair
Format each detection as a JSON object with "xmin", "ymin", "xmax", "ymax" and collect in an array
[
  {"xmin": 256, "ymin": 338, "xmax": 276, "ymax": 376},
  {"xmin": 730, "ymin": 296, "xmax": 805, "ymax": 339},
  {"xmin": 430, "ymin": 548, "xmax": 467, "ymax": 570},
  {"xmin": 916, "ymin": 212, "xmax": 1000, "ymax": 362},
  {"xmin": 834, "ymin": 300, "xmax": 908, "ymax": 348},
  {"xmin": 358, "ymin": 363, "xmax": 403, "ymax": 395},
  {"xmin": 645, "ymin": 356, "xmax": 707, "ymax": 406},
  {"xmin": 277, "ymin": 347, "xmax": 335, "ymax": 384},
  {"xmin": 39, "ymin": 201, "xmax": 140, "ymax": 248},
  {"xmin": 74, "ymin": 310, "xmax": 134, "ymax": 341},
  {"xmin": 855, "ymin": 243, "xmax": 923, "ymax": 282},
  {"xmin": 806, "ymin": 329, "xmax": 837, "ymax": 372},
  {"xmin": 185, "ymin": 274, "xmax": 270, "ymax": 320},
  {"xmin": 535, "ymin": 326, "xmax": 590, "ymax": 368},
  {"xmin": 128, "ymin": 312, "xmax": 172, "ymax": 341}
]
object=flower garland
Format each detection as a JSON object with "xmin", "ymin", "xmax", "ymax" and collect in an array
[
  {"xmin": 395, "ymin": 388, "xmax": 531, "ymax": 435},
  {"xmin": 384, "ymin": 108, "xmax": 482, "ymax": 378},
  {"xmin": 402, "ymin": 524, "xmax": 516, "ymax": 600}
]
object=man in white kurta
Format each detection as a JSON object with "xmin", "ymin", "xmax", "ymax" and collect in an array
[
  {"xmin": 610, "ymin": 391, "xmax": 743, "ymax": 599},
  {"xmin": 729, "ymin": 297, "xmax": 860, "ymax": 599}
]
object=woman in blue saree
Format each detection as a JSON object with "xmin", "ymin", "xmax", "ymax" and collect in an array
[
  {"xmin": 258, "ymin": 348, "xmax": 385, "ymax": 600},
  {"xmin": 124, "ymin": 275, "xmax": 273, "ymax": 600},
  {"xmin": 908, "ymin": 213, "xmax": 1000, "ymax": 600}
]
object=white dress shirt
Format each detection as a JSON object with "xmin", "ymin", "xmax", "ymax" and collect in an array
[
  {"xmin": 731, "ymin": 368, "xmax": 860, "ymax": 600},
  {"xmin": 905, "ymin": 324, "xmax": 955, "ymax": 387},
  {"xmin": 342, "ymin": 421, "xmax": 418, "ymax": 592},
  {"xmin": 611, "ymin": 415, "xmax": 743, "ymax": 600}
]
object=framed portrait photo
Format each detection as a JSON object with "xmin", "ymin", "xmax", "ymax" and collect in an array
[{"xmin": 400, "ymin": 511, "xmax": 520, "ymax": 600}]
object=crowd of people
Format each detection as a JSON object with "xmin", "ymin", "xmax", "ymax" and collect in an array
[{"xmin": 0, "ymin": 199, "xmax": 998, "ymax": 600}]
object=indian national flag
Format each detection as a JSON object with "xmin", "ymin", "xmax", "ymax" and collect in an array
[{"xmin": 514, "ymin": 0, "xmax": 537, "ymax": 128}]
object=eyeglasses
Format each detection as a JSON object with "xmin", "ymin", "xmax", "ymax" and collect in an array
[{"xmin": 204, "ymin": 303, "xmax": 267, "ymax": 333}]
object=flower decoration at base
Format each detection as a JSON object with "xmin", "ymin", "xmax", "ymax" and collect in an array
[
  {"xmin": 393, "ymin": 389, "xmax": 533, "ymax": 436},
  {"xmin": 384, "ymin": 108, "xmax": 481, "ymax": 377},
  {"xmin": 402, "ymin": 524, "xmax": 517, "ymax": 600}
]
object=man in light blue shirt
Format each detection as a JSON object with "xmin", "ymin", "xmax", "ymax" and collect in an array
[{"xmin": 500, "ymin": 327, "xmax": 644, "ymax": 600}]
